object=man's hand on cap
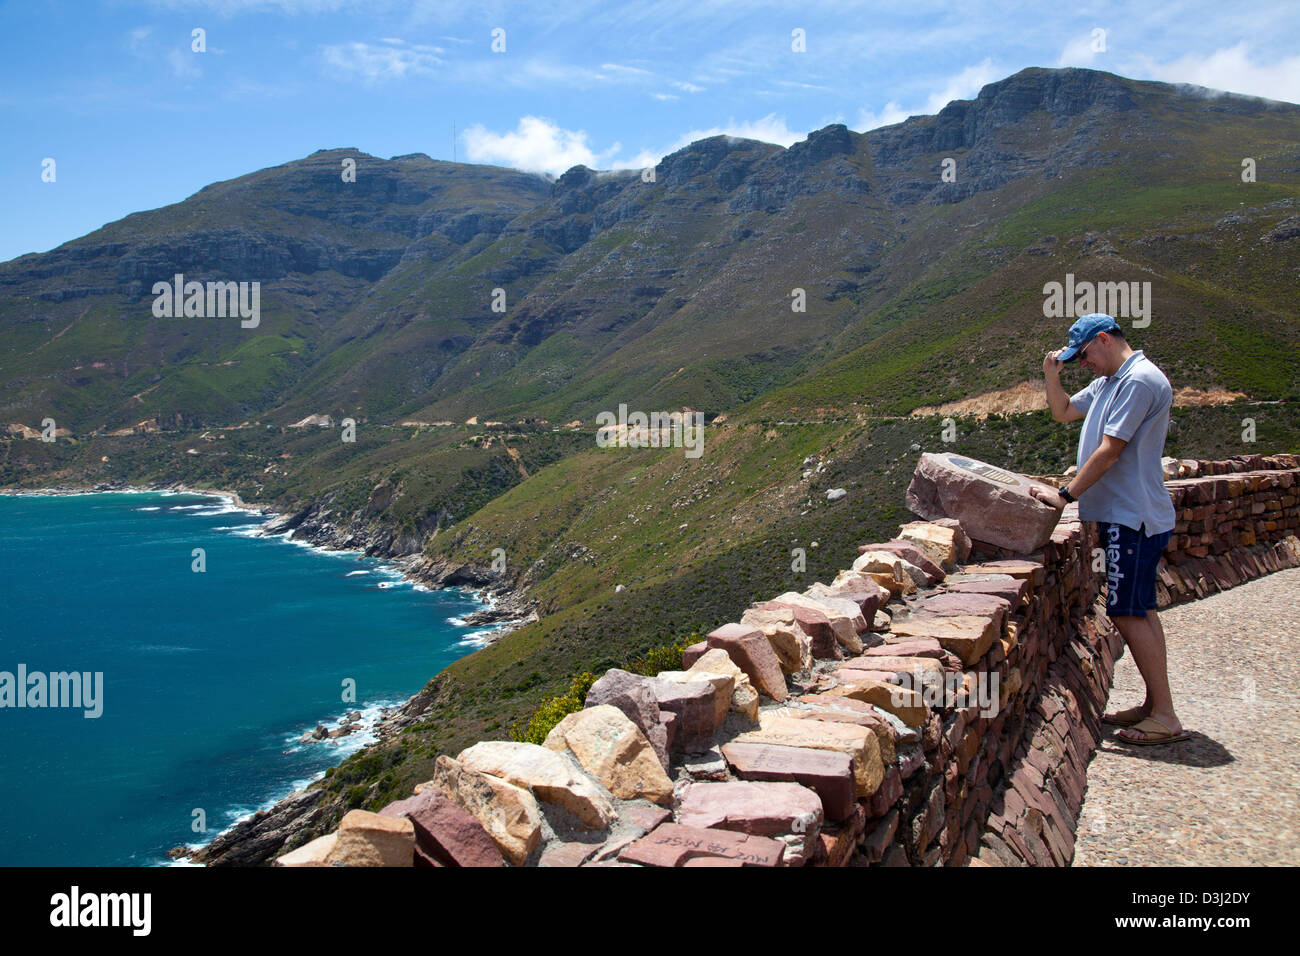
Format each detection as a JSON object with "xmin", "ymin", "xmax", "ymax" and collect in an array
[{"xmin": 1043, "ymin": 349, "xmax": 1065, "ymax": 378}]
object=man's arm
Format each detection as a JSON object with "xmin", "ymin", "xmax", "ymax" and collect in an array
[
  {"xmin": 1070, "ymin": 434, "xmax": 1127, "ymax": 495},
  {"xmin": 1029, "ymin": 433, "xmax": 1127, "ymax": 507},
  {"xmin": 1044, "ymin": 349, "xmax": 1084, "ymax": 423}
]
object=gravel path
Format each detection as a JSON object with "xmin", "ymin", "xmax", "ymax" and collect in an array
[{"xmin": 1073, "ymin": 567, "xmax": 1300, "ymax": 866}]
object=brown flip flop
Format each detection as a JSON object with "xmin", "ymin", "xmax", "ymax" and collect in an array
[
  {"xmin": 1116, "ymin": 716, "xmax": 1191, "ymax": 746},
  {"xmin": 1102, "ymin": 706, "xmax": 1147, "ymax": 727}
]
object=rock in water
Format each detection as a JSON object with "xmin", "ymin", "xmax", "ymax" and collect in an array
[{"xmin": 905, "ymin": 452, "xmax": 1060, "ymax": 554}]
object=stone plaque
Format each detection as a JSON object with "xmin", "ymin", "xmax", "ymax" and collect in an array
[{"xmin": 905, "ymin": 452, "xmax": 1061, "ymax": 554}]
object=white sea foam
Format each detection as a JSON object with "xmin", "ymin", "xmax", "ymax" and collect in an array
[
  {"xmin": 135, "ymin": 506, "xmax": 162, "ymax": 511},
  {"xmin": 191, "ymin": 505, "xmax": 244, "ymax": 516},
  {"xmin": 457, "ymin": 629, "xmax": 499, "ymax": 648},
  {"xmin": 345, "ymin": 569, "xmax": 371, "ymax": 577}
]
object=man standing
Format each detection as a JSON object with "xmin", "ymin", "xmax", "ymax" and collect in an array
[{"xmin": 1029, "ymin": 313, "xmax": 1189, "ymax": 746}]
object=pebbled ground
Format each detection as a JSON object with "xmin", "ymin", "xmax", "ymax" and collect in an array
[{"xmin": 1073, "ymin": 567, "xmax": 1300, "ymax": 866}]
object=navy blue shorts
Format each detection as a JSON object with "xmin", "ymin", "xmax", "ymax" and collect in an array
[{"xmin": 1099, "ymin": 522, "xmax": 1171, "ymax": 618}]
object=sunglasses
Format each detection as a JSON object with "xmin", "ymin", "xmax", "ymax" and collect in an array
[{"xmin": 1076, "ymin": 333, "xmax": 1105, "ymax": 362}]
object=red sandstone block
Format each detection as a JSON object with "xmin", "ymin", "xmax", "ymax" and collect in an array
[
  {"xmin": 753, "ymin": 601, "xmax": 841, "ymax": 660},
  {"xmin": 623, "ymin": 804, "xmax": 672, "ymax": 833},
  {"xmin": 538, "ymin": 841, "xmax": 598, "ymax": 868},
  {"xmin": 706, "ymin": 623, "xmax": 787, "ymax": 696},
  {"xmin": 867, "ymin": 766, "xmax": 903, "ymax": 818},
  {"xmin": 719, "ymin": 741, "xmax": 856, "ymax": 822},
  {"xmin": 864, "ymin": 638, "xmax": 946, "ymax": 658},
  {"xmin": 648, "ymin": 678, "xmax": 716, "ymax": 753},
  {"xmin": 380, "ymin": 791, "xmax": 504, "ymax": 868},
  {"xmin": 915, "ymin": 591, "xmax": 1012, "ymax": 621},
  {"xmin": 875, "ymin": 541, "xmax": 946, "ymax": 584},
  {"xmin": 619, "ymin": 823, "xmax": 785, "ymax": 867}
]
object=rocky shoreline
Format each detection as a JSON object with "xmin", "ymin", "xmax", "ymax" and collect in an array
[{"xmin": 1, "ymin": 477, "xmax": 539, "ymax": 866}]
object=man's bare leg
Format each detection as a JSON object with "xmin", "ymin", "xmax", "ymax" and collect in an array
[{"xmin": 1109, "ymin": 611, "xmax": 1181, "ymax": 740}]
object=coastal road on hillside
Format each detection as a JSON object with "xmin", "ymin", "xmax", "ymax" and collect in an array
[{"xmin": 1073, "ymin": 567, "xmax": 1300, "ymax": 866}]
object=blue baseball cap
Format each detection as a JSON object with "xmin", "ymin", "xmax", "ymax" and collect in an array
[{"xmin": 1058, "ymin": 312, "xmax": 1121, "ymax": 362}]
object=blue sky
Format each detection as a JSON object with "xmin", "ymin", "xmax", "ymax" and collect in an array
[{"xmin": 3, "ymin": 0, "xmax": 1298, "ymax": 263}]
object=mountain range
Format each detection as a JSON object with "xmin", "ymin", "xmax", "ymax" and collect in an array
[{"xmin": 5, "ymin": 66, "xmax": 1297, "ymax": 439}]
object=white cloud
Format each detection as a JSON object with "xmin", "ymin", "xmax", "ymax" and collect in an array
[
  {"xmin": 150, "ymin": 0, "xmax": 354, "ymax": 11},
  {"xmin": 127, "ymin": 24, "xmax": 200, "ymax": 80},
  {"xmin": 461, "ymin": 112, "xmax": 806, "ymax": 176},
  {"xmin": 461, "ymin": 115, "xmax": 621, "ymax": 175},
  {"xmin": 600, "ymin": 62, "xmax": 654, "ymax": 77},
  {"xmin": 606, "ymin": 114, "xmax": 805, "ymax": 170},
  {"xmin": 1135, "ymin": 42, "xmax": 1300, "ymax": 105},
  {"xmin": 856, "ymin": 101, "xmax": 911, "ymax": 131},
  {"xmin": 854, "ymin": 58, "xmax": 1001, "ymax": 131},
  {"xmin": 920, "ymin": 58, "xmax": 1001, "ymax": 113},
  {"xmin": 658, "ymin": 114, "xmax": 804, "ymax": 151},
  {"xmin": 128, "ymin": 27, "xmax": 152, "ymax": 55},
  {"xmin": 321, "ymin": 40, "xmax": 445, "ymax": 81},
  {"xmin": 1058, "ymin": 29, "xmax": 1108, "ymax": 68},
  {"xmin": 167, "ymin": 48, "xmax": 202, "ymax": 80}
]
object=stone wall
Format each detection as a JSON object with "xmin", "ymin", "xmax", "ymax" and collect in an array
[{"xmin": 272, "ymin": 452, "xmax": 1300, "ymax": 868}]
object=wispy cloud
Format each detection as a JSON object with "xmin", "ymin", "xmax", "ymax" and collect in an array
[
  {"xmin": 855, "ymin": 58, "xmax": 1001, "ymax": 131},
  {"xmin": 127, "ymin": 26, "xmax": 203, "ymax": 80},
  {"xmin": 461, "ymin": 112, "xmax": 805, "ymax": 175},
  {"xmin": 856, "ymin": 101, "xmax": 912, "ymax": 131},
  {"xmin": 462, "ymin": 115, "xmax": 621, "ymax": 175},
  {"xmin": 148, "ymin": 0, "xmax": 357, "ymax": 12},
  {"xmin": 167, "ymin": 48, "xmax": 203, "ymax": 79},
  {"xmin": 451, "ymin": 57, "xmax": 707, "ymax": 99},
  {"xmin": 128, "ymin": 26, "xmax": 152, "ymax": 55},
  {"xmin": 600, "ymin": 62, "xmax": 654, "ymax": 77},
  {"xmin": 1057, "ymin": 29, "xmax": 1108, "ymax": 68},
  {"xmin": 320, "ymin": 39, "xmax": 445, "ymax": 81},
  {"xmin": 651, "ymin": 114, "xmax": 805, "ymax": 155},
  {"xmin": 1135, "ymin": 42, "xmax": 1300, "ymax": 104}
]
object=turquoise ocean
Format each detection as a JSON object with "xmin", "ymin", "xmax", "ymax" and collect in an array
[{"xmin": 0, "ymin": 491, "xmax": 490, "ymax": 866}]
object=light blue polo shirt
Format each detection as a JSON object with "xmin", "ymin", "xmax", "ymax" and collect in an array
[{"xmin": 1069, "ymin": 350, "xmax": 1176, "ymax": 535}]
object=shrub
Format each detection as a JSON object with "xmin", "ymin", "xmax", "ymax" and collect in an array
[
  {"xmin": 513, "ymin": 670, "xmax": 600, "ymax": 745},
  {"xmin": 511, "ymin": 632, "xmax": 698, "ymax": 745}
]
